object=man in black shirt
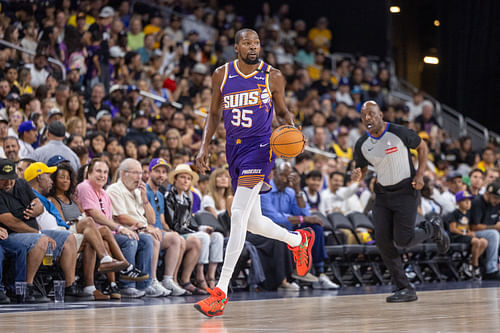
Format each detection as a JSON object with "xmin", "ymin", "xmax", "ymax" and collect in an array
[
  {"xmin": 0, "ymin": 159, "xmax": 81, "ymax": 299},
  {"xmin": 470, "ymin": 181, "xmax": 500, "ymax": 279},
  {"xmin": 352, "ymin": 101, "xmax": 449, "ymax": 303},
  {"xmin": 0, "ymin": 158, "xmax": 50, "ymax": 302}
]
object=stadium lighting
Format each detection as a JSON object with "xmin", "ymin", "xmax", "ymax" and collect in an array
[
  {"xmin": 434, "ymin": 20, "xmax": 440, "ymax": 27},
  {"xmin": 389, "ymin": 6, "xmax": 401, "ymax": 13},
  {"xmin": 423, "ymin": 56, "xmax": 439, "ymax": 65}
]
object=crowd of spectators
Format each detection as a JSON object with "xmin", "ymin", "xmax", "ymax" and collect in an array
[{"xmin": 0, "ymin": 0, "xmax": 499, "ymax": 304}]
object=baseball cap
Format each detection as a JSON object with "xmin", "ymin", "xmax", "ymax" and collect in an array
[
  {"xmin": 151, "ymin": 114, "xmax": 165, "ymax": 123},
  {"xmin": 192, "ymin": 63, "xmax": 208, "ymax": 75},
  {"xmin": 351, "ymin": 85, "xmax": 362, "ymax": 95},
  {"xmin": 486, "ymin": 182, "xmax": 500, "ymax": 198},
  {"xmin": 7, "ymin": 93, "xmax": 20, "ymax": 102},
  {"xmin": 127, "ymin": 85, "xmax": 139, "ymax": 93},
  {"xmin": 0, "ymin": 117, "xmax": 8, "ymax": 124},
  {"xmin": 96, "ymin": 110, "xmax": 111, "ymax": 121},
  {"xmin": 48, "ymin": 121, "xmax": 66, "ymax": 137},
  {"xmin": 339, "ymin": 77, "xmax": 350, "ymax": 86},
  {"xmin": 132, "ymin": 110, "xmax": 147, "ymax": 120},
  {"xmin": 446, "ymin": 171, "xmax": 462, "ymax": 182},
  {"xmin": 47, "ymin": 155, "xmax": 68, "ymax": 167},
  {"xmin": 18, "ymin": 121, "xmax": 37, "ymax": 135},
  {"xmin": 109, "ymin": 46, "xmax": 125, "ymax": 58},
  {"xmin": 337, "ymin": 126, "xmax": 349, "ymax": 136},
  {"xmin": 109, "ymin": 84, "xmax": 123, "ymax": 94},
  {"xmin": 76, "ymin": 12, "xmax": 86, "ymax": 20},
  {"xmin": 24, "ymin": 162, "xmax": 57, "ymax": 182},
  {"xmin": 455, "ymin": 190, "xmax": 474, "ymax": 203},
  {"xmin": 47, "ymin": 108, "xmax": 63, "ymax": 119},
  {"xmin": 99, "ymin": 6, "xmax": 115, "ymax": 18},
  {"xmin": 149, "ymin": 158, "xmax": 171, "ymax": 172},
  {"xmin": 0, "ymin": 159, "xmax": 17, "ymax": 180}
]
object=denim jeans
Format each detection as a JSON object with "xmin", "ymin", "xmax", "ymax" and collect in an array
[
  {"xmin": 475, "ymin": 229, "xmax": 499, "ymax": 274},
  {"xmin": 0, "ymin": 238, "xmax": 28, "ymax": 292},
  {"xmin": 114, "ymin": 232, "xmax": 153, "ymax": 289}
]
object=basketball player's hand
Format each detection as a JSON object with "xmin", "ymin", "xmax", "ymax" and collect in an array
[
  {"xmin": 351, "ymin": 168, "xmax": 362, "ymax": 183},
  {"xmin": 412, "ymin": 174, "xmax": 424, "ymax": 190},
  {"xmin": 196, "ymin": 149, "xmax": 210, "ymax": 174}
]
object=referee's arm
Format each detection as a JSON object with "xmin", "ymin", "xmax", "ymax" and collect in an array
[{"xmin": 412, "ymin": 140, "xmax": 429, "ymax": 190}]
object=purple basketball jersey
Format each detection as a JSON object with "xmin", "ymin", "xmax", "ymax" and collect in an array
[{"xmin": 221, "ymin": 60, "xmax": 273, "ymax": 139}]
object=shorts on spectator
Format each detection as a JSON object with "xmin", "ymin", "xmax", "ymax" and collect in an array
[
  {"xmin": 41, "ymin": 230, "xmax": 72, "ymax": 259},
  {"xmin": 7, "ymin": 233, "xmax": 43, "ymax": 253}
]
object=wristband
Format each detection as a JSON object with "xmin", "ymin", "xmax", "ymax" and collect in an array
[
  {"xmin": 115, "ymin": 224, "xmax": 121, "ymax": 233},
  {"xmin": 298, "ymin": 215, "xmax": 304, "ymax": 227}
]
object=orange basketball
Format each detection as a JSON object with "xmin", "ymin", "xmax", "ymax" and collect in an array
[{"xmin": 270, "ymin": 125, "xmax": 305, "ymax": 158}]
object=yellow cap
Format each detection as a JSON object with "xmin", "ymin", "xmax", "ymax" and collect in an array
[{"xmin": 24, "ymin": 162, "xmax": 57, "ymax": 182}]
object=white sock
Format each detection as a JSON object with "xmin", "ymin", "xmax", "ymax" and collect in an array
[
  {"xmin": 83, "ymin": 285, "xmax": 96, "ymax": 294},
  {"xmin": 216, "ymin": 183, "xmax": 262, "ymax": 295},
  {"xmin": 162, "ymin": 276, "xmax": 173, "ymax": 282},
  {"xmin": 247, "ymin": 195, "xmax": 302, "ymax": 247},
  {"xmin": 110, "ymin": 282, "xmax": 117, "ymax": 287},
  {"xmin": 100, "ymin": 255, "xmax": 113, "ymax": 264}
]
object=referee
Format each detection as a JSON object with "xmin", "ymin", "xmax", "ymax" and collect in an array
[{"xmin": 351, "ymin": 101, "xmax": 449, "ymax": 302}]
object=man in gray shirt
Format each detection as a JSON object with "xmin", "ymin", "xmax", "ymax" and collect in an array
[
  {"xmin": 29, "ymin": 121, "xmax": 80, "ymax": 172},
  {"xmin": 352, "ymin": 101, "xmax": 449, "ymax": 303}
]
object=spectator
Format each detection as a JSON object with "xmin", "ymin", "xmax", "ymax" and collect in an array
[
  {"xmin": 414, "ymin": 101, "xmax": 439, "ymax": 134},
  {"xmin": 3, "ymin": 136, "xmax": 20, "ymax": 163},
  {"xmin": 0, "ymin": 158, "xmax": 81, "ymax": 299},
  {"xmin": 406, "ymin": 90, "xmax": 425, "ymax": 121},
  {"xmin": 145, "ymin": 158, "xmax": 189, "ymax": 296},
  {"xmin": 84, "ymin": 84, "xmax": 110, "ymax": 129},
  {"xmin": 261, "ymin": 162, "xmax": 338, "ymax": 289},
  {"xmin": 293, "ymin": 152, "xmax": 313, "ymax": 189},
  {"xmin": 30, "ymin": 121, "xmax": 80, "ymax": 172},
  {"xmin": 319, "ymin": 171, "xmax": 361, "ymax": 216},
  {"xmin": 330, "ymin": 127, "xmax": 353, "ymax": 166},
  {"xmin": 336, "ymin": 78, "xmax": 353, "ymax": 106},
  {"xmin": 468, "ymin": 168, "xmax": 484, "ymax": 196},
  {"xmin": 26, "ymin": 52, "xmax": 50, "ymax": 89},
  {"xmin": 302, "ymin": 170, "xmax": 323, "ymax": 212},
  {"xmin": 0, "ymin": 117, "xmax": 8, "ymax": 157},
  {"xmin": 17, "ymin": 121, "xmax": 37, "ymax": 158},
  {"xmin": 0, "ymin": 226, "xmax": 27, "ymax": 304},
  {"xmin": 477, "ymin": 147, "xmax": 496, "ymax": 172},
  {"xmin": 107, "ymin": 158, "xmax": 174, "ymax": 297},
  {"xmin": 469, "ymin": 182, "xmax": 500, "ymax": 280},
  {"xmin": 127, "ymin": 17, "xmax": 145, "ymax": 51},
  {"xmin": 165, "ymin": 164, "xmax": 216, "ymax": 295},
  {"xmin": 447, "ymin": 191, "xmax": 487, "ymax": 279},
  {"xmin": 123, "ymin": 110, "xmax": 158, "ymax": 150},
  {"xmin": 307, "ymin": 17, "xmax": 331, "ymax": 53},
  {"xmin": 480, "ymin": 168, "xmax": 500, "ymax": 194},
  {"xmin": 75, "ymin": 158, "xmax": 151, "ymax": 298},
  {"xmin": 434, "ymin": 171, "xmax": 465, "ymax": 215},
  {"xmin": 202, "ymin": 168, "xmax": 234, "ymax": 218}
]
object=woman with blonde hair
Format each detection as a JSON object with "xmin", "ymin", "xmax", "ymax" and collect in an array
[
  {"xmin": 202, "ymin": 168, "xmax": 233, "ymax": 218},
  {"xmin": 165, "ymin": 128, "xmax": 183, "ymax": 157},
  {"xmin": 66, "ymin": 116, "xmax": 86, "ymax": 137}
]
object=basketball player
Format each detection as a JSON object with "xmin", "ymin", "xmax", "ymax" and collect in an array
[
  {"xmin": 351, "ymin": 101, "xmax": 450, "ymax": 302},
  {"xmin": 195, "ymin": 29, "xmax": 315, "ymax": 317}
]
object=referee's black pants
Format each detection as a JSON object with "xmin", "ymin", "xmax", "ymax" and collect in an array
[{"xmin": 372, "ymin": 178, "xmax": 434, "ymax": 289}]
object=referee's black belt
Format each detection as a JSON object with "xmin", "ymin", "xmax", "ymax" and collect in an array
[{"xmin": 375, "ymin": 177, "xmax": 414, "ymax": 193}]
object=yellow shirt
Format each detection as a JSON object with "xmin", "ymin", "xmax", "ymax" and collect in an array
[
  {"xmin": 331, "ymin": 143, "xmax": 353, "ymax": 161},
  {"xmin": 477, "ymin": 160, "xmax": 493, "ymax": 172},
  {"xmin": 308, "ymin": 28, "xmax": 332, "ymax": 52}
]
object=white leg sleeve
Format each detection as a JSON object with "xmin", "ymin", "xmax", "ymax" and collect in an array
[
  {"xmin": 247, "ymin": 193, "xmax": 302, "ymax": 248},
  {"xmin": 216, "ymin": 183, "xmax": 262, "ymax": 294}
]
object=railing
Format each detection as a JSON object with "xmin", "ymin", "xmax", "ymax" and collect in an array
[{"xmin": 0, "ymin": 40, "xmax": 66, "ymax": 80}]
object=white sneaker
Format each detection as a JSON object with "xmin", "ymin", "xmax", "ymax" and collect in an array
[
  {"xmin": 291, "ymin": 271, "xmax": 319, "ymax": 283},
  {"xmin": 278, "ymin": 281, "xmax": 300, "ymax": 291},
  {"xmin": 144, "ymin": 284, "xmax": 163, "ymax": 298},
  {"xmin": 120, "ymin": 287, "xmax": 146, "ymax": 298},
  {"xmin": 162, "ymin": 278, "xmax": 186, "ymax": 296},
  {"xmin": 312, "ymin": 274, "xmax": 339, "ymax": 290},
  {"xmin": 151, "ymin": 279, "xmax": 171, "ymax": 297}
]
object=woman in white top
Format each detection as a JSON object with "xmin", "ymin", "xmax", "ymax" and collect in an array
[{"xmin": 202, "ymin": 168, "xmax": 234, "ymax": 218}]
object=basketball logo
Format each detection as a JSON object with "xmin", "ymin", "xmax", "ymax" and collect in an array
[{"xmin": 260, "ymin": 89, "xmax": 270, "ymax": 104}]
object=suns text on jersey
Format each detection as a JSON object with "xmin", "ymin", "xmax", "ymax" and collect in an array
[{"xmin": 223, "ymin": 89, "xmax": 260, "ymax": 109}]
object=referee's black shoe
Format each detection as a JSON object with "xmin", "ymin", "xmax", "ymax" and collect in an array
[
  {"xmin": 429, "ymin": 215, "xmax": 450, "ymax": 254},
  {"xmin": 386, "ymin": 285, "xmax": 418, "ymax": 303}
]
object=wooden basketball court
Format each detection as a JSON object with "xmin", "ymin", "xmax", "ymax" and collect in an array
[{"xmin": 0, "ymin": 284, "xmax": 499, "ymax": 332}]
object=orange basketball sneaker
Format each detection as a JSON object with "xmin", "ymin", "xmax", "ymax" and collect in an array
[
  {"xmin": 288, "ymin": 228, "xmax": 315, "ymax": 276},
  {"xmin": 194, "ymin": 287, "xmax": 228, "ymax": 317}
]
